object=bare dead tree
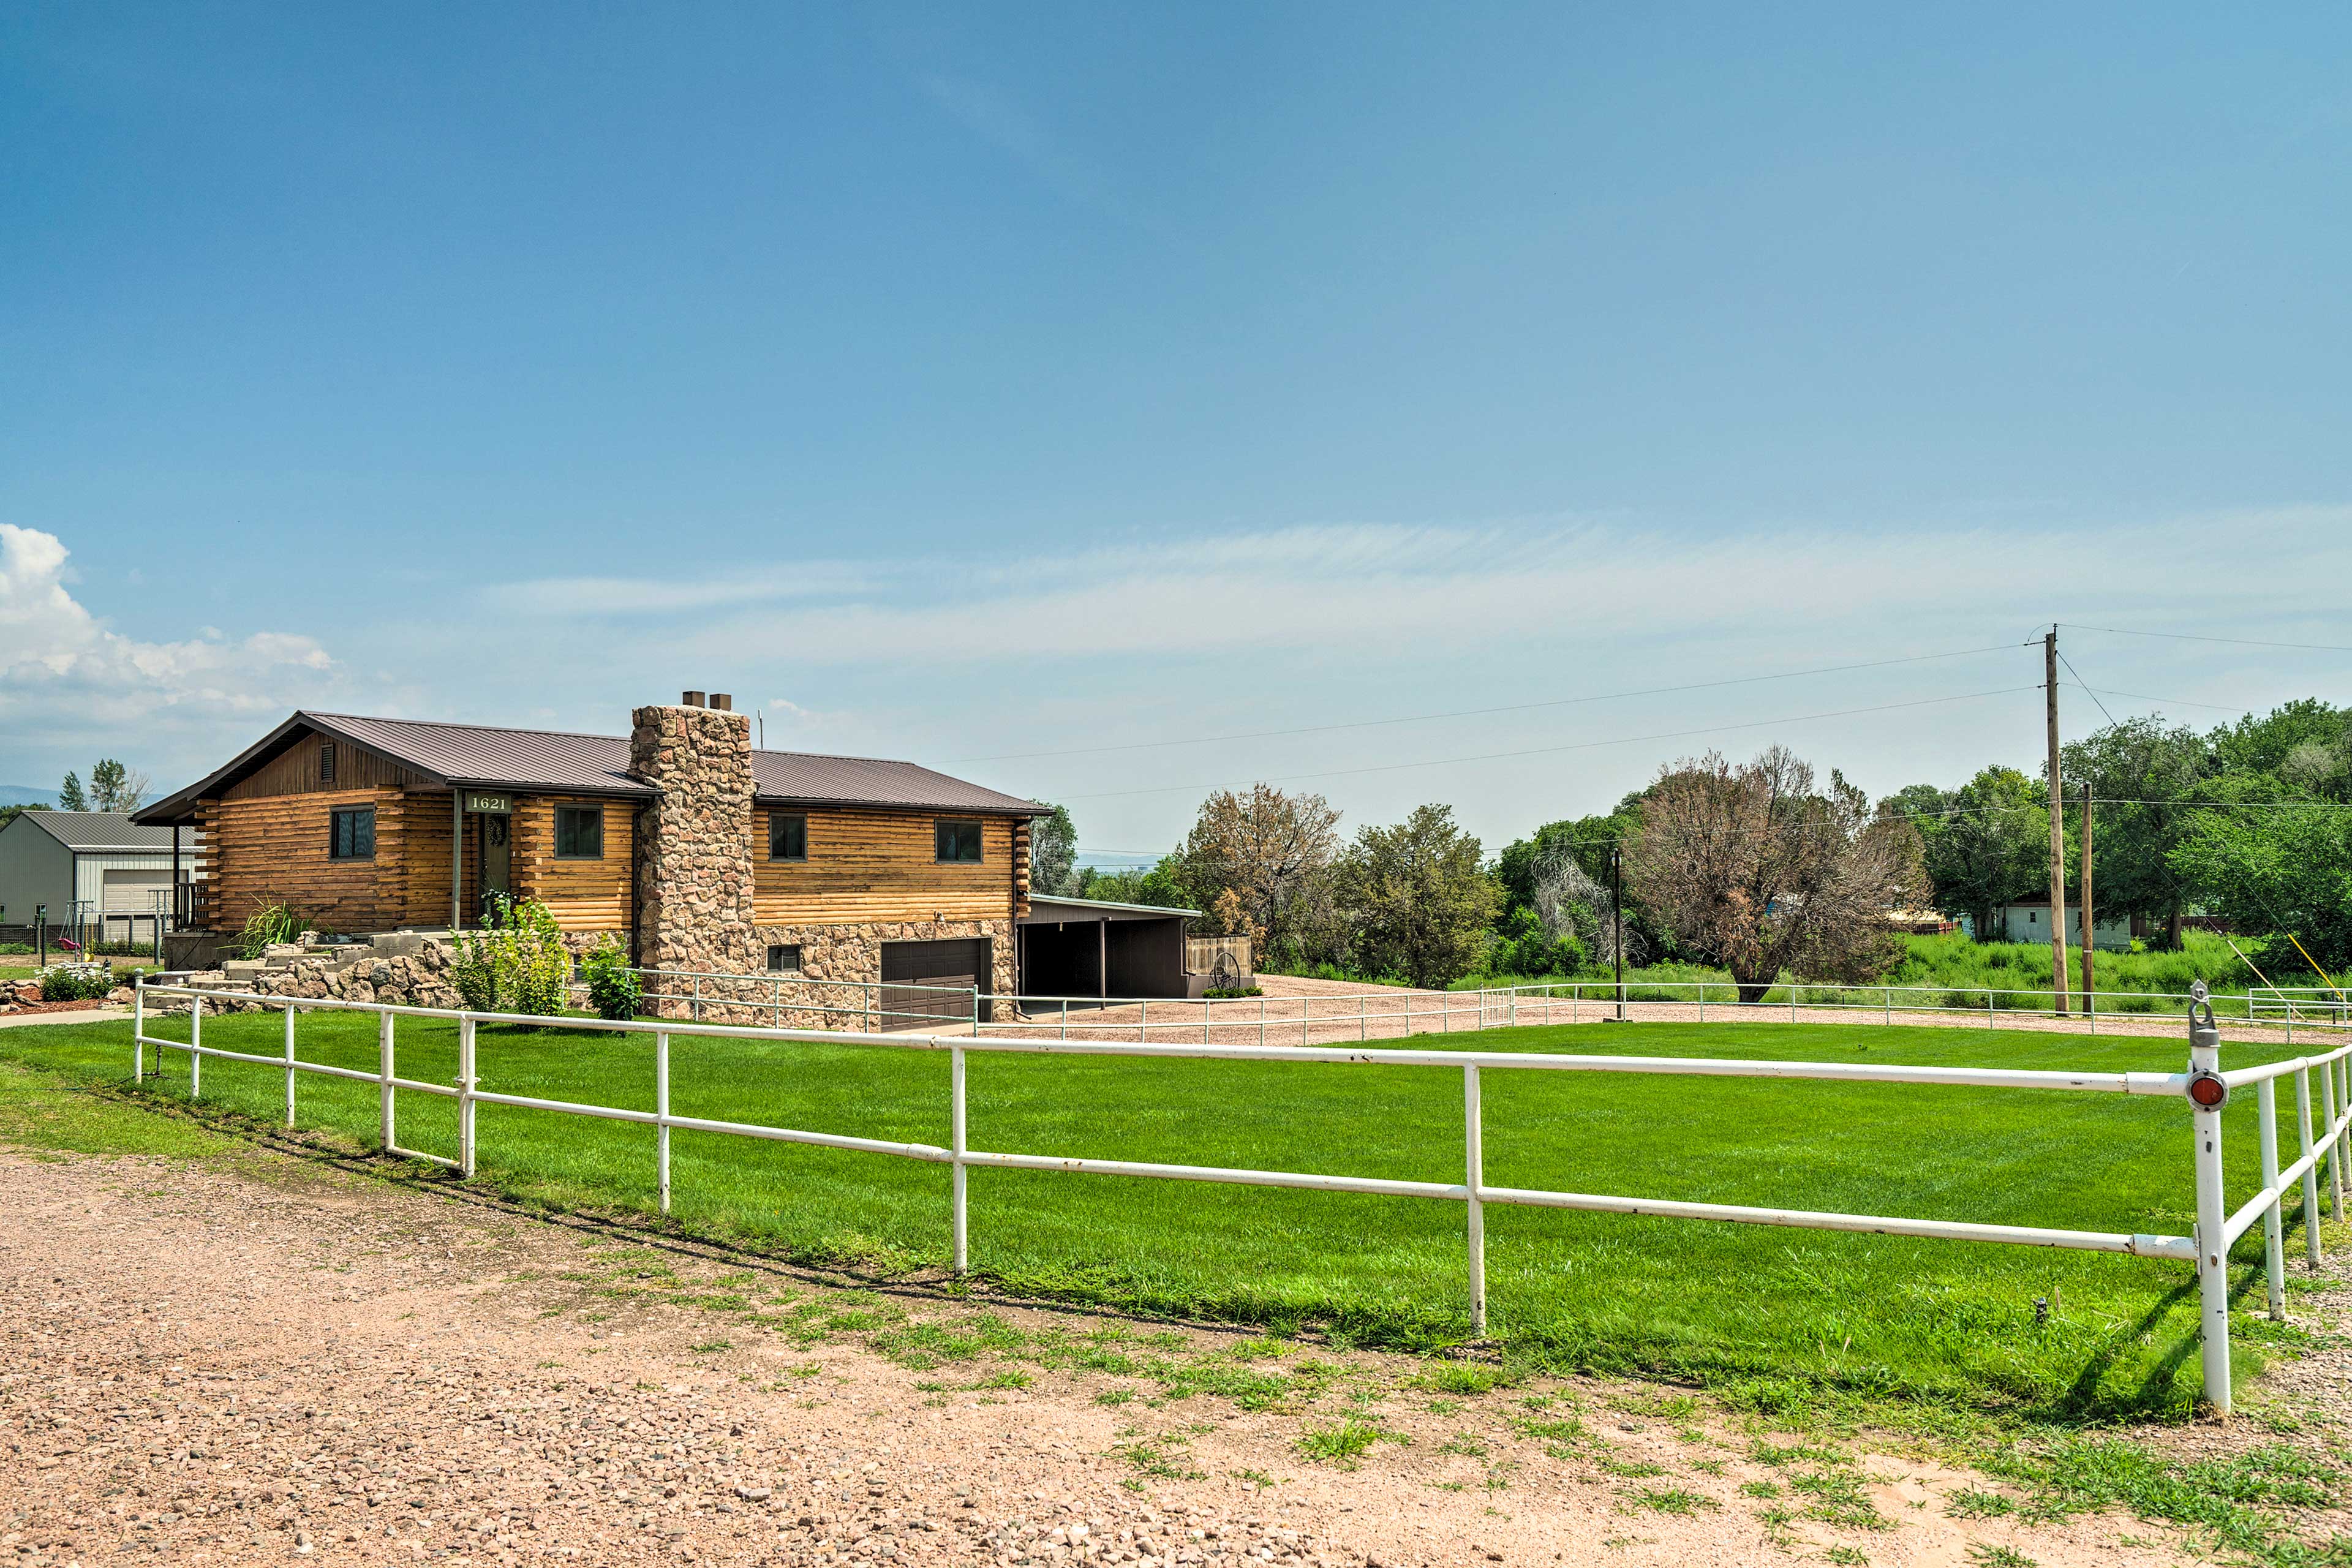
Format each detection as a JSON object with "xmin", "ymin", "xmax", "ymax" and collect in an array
[
  {"xmin": 1625, "ymin": 746, "xmax": 1924, "ymax": 1002},
  {"xmin": 1531, "ymin": 851, "xmax": 1644, "ymax": 968}
]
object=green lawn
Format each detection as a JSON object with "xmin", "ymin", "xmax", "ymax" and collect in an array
[{"xmin": 1, "ymin": 1008, "xmax": 2335, "ymax": 1422}]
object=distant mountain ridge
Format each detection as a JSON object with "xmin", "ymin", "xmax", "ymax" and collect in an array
[{"xmin": 0, "ymin": 785, "xmax": 56, "ymax": 808}]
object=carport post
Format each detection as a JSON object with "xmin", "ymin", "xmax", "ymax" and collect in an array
[{"xmin": 1098, "ymin": 919, "xmax": 1107, "ymax": 1002}]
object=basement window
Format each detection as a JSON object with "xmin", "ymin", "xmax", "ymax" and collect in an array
[
  {"xmin": 555, "ymin": 805, "xmax": 604, "ymax": 859},
  {"xmin": 766, "ymin": 944, "xmax": 802, "ymax": 973},
  {"xmin": 769, "ymin": 812, "xmax": 807, "ymax": 861},
  {"xmin": 329, "ymin": 807, "xmax": 375, "ymax": 861},
  {"xmin": 935, "ymin": 818, "xmax": 982, "ymax": 864}
]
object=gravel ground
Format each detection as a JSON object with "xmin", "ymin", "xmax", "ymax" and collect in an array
[
  {"xmin": 982, "ymin": 974, "xmax": 2307, "ymax": 1052},
  {"xmin": 0, "ymin": 1125, "xmax": 2253, "ymax": 1568}
]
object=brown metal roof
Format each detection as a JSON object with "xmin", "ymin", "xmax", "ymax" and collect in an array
[
  {"xmin": 751, "ymin": 750, "xmax": 1041, "ymax": 815},
  {"xmin": 135, "ymin": 710, "xmax": 1041, "ymax": 825},
  {"xmin": 306, "ymin": 712, "xmax": 653, "ymax": 796}
]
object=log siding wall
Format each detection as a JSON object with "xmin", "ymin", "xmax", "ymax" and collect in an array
[
  {"xmin": 514, "ymin": 795, "xmax": 634, "ymax": 932},
  {"xmin": 753, "ymin": 809, "xmax": 1017, "ymax": 925},
  {"xmin": 198, "ymin": 787, "xmax": 407, "ymax": 933}
]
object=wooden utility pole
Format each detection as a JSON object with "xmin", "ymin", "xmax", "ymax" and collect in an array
[
  {"xmin": 2045, "ymin": 628, "xmax": 2070, "ymax": 1016},
  {"xmin": 2080, "ymin": 780, "xmax": 2095, "ymax": 1015}
]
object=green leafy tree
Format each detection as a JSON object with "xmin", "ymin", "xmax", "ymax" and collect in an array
[
  {"xmin": 1028, "ymin": 804, "xmax": 1079, "ymax": 899},
  {"xmin": 1907, "ymin": 766, "xmax": 2047, "ymax": 937},
  {"xmin": 1332, "ymin": 804, "xmax": 1499, "ymax": 988},
  {"xmin": 58, "ymin": 771, "xmax": 86, "ymax": 812},
  {"xmin": 2171, "ymin": 789, "xmax": 2352, "ymax": 974},
  {"xmin": 1074, "ymin": 858, "xmax": 1196, "ymax": 910},
  {"xmin": 86, "ymin": 758, "xmax": 148, "ymax": 813},
  {"xmin": 2061, "ymin": 717, "xmax": 2211, "ymax": 946}
]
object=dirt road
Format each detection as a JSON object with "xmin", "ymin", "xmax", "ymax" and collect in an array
[{"xmin": 0, "ymin": 1115, "xmax": 2289, "ymax": 1567}]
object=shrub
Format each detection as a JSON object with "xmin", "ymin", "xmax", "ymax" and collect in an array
[
  {"xmin": 451, "ymin": 895, "xmax": 570, "ymax": 1017},
  {"xmin": 579, "ymin": 935, "xmax": 643, "ymax": 1021},
  {"xmin": 34, "ymin": 962, "xmax": 115, "ymax": 1002},
  {"xmin": 1202, "ymin": 986, "xmax": 1263, "ymax": 999}
]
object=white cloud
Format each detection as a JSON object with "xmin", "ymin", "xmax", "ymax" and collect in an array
[{"xmin": 0, "ymin": 525, "xmax": 339, "ymax": 770}]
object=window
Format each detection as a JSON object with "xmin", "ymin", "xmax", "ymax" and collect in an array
[
  {"xmin": 935, "ymin": 818, "xmax": 983, "ymax": 863},
  {"xmin": 330, "ymin": 807, "xmax": 375, "ymax": 860},
  {"xmin": 318, "ymin": 742, "xmax": 336, "ymax": 783},
  {"xmin": 766, "ymin": 944, "xmax": 802, "ymax": 973},
  {"xmin": 554, "ymin": 805, "xmax": 604, "ymax": 859},
  {"xmin": 2029, "ymin": 910, "xmax": 2038, "ymax": 924},
  {"xmin": 769, "ymin": 812, "xmax": 807, "ymax": 861}
]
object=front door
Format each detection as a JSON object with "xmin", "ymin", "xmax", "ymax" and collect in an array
[{"xmin": 479, "ymin": 813, "xmax": 513, "ymax": 914}]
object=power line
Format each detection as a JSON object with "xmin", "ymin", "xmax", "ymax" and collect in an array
[
  {"xmin": 2069, "ymin": 684, "xmax": 2245, "ymax": 714},
  {"xmin": 2057, "ymin": 623, "xmax": 2352, "ymax": 655},
  {"xmin": 950, "ymin": 643, "xmax": 2034, "ymax": 764},
  {"xmin": 2054, "ymin": 652, "xmax": 2117, "ymax": 728},
  {"xmin": 1061, "ymin": 685, "xmax": 2038, "ymax": 801}
]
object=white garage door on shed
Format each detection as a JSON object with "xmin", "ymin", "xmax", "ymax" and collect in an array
[{"xmin": 102, "ymin": 868, "xmax": 172, "ymax": 916}]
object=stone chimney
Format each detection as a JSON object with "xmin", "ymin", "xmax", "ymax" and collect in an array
[{"xmin": 630, "ymin": 699, "xmax": 758, "ymax": 976}]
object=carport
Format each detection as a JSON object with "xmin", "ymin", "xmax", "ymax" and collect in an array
[{"xmin": 1017, "ymin": 894, "xmax": 1196, "ymax": 1001}]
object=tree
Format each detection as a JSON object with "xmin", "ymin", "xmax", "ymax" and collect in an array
[
  {"xmin": 2061, "ymin": 718, "xmax": 2211, "ymax": 946},
  {"xmin": 1627, "ymin": 747, "xmax": 1924, "ymax": 1001},
  {"xmin": 1332, "ymin": 804, "xmax": 1499, "ymax": 989},
  {"xmin": 86, "ymin": 758, "xmax": 148, "ymax": 813},
  {"xmin": 1028, "ymin": 804, "xmax": 1079, "ymax": 899},
  {"xmin": 58, "ymin": 771, "xmax": 86, "ymax": 812},
  {"xmin": 1901, "ymin": 766, "xmax": 2046, "ymax": 937},
  {"xmin": 2171, "ymin": 791, "xmax": 2352, "ymax": 973},
  {"xmin": 1074, "ymin": 858, "xmax": 1196, "ymax": 911},
  {"xmin": 1173, "ymin": 785, "xmax": 1342, "ymax": 967}
]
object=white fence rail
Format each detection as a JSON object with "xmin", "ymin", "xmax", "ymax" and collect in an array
[
  {"xmin": 977, "ymin": 981, "xmax": 2352, "ymax": 1049},
  {"xmin": 130, "ymin": 977, "xmax": 2352, "ymax": 1417}
]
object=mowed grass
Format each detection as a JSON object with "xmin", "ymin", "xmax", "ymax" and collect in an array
[{"xmin": 1, "ymin": 1009, "xmax": 2334, "ymax": 1422}]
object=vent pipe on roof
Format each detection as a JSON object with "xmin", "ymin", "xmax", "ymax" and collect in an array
[
  {"xmin": 681, "ymin": 690, "xmax": 706, "ymax": 707},
  {"xmin": 709, "ymin": 693, "xmax": 733, "ymax": 712}
]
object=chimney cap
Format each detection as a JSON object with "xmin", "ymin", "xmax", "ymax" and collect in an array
[
  {"xmin": 709, "ymin": 693, "xmax": 733, "ymax": 712},
  {"xmin": 681, "ymin": 690, "xmax": 706, "ymax": 707}
]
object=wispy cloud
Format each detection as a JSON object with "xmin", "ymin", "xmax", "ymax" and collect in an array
[{"xmin": 913, "ymin": 70, "xmax": 1151, "ymax": 227}]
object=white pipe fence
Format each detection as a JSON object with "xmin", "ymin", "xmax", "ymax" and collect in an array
[
  {"xmin": 129, "ymin": 976, "xmax": 2352, "ymax": 1417},
  {"xmin": 606, "ymin": 967, "xmax": 975, "ymax": 1031},
  {"xmin": 976, "ymin": 981, "xmax": 2352, "ymax": 1049}
]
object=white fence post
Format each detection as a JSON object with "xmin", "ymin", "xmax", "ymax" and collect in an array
[
  {"xmin": 2188, "ymin": 992, "xmax": 2231, "ymax": 1417},
  {"xmin": 2327, "ymin": 1061, "xmax": 2343, "ymax": 1221},
  {"xmin": 951, "ymin": 1046, "xmax": 968, "ymax": 1275},
  {"xmin": 1464, "ymin": 1063, "xmax": 1486, "ymax": 1336},
  {"xmin": 459, "ymin": 1017, "xmax": 478, "ymax": 1180},
  {"xmin": 2258, "ymin": 1076, "xmax": 2285, "ymax": 1320},
  {"xmin": 189, "ymin": 994, "xmax": 203, "ymax": 1098},
  {"xmin": 132, "ymin": 978, "xmax": 144, "ymax": 1082},
  {"xmin": 283, "ymin": 1004, "xmax": 298, "ymax": 1127},
  {"xmin": 2297, "ymin": 1066, "xmax": 2323, "ymax": 1266},
  {"xmin": 377, "ymin": 1010, "xmax": 394, "ymax": 1149},
  {"xmin": 656, "ymin": 1031, "xmax": 672, "ymax": 1218}
]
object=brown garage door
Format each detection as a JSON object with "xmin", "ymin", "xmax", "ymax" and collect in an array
[{"xmin": 880, "ymin": 938, "xmax": 991, "ymax": 1027}]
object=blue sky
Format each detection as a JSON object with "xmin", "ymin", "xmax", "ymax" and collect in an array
[{"xmin": 4, "ymin": 4, "xmax": 2348, "ymax": 859}]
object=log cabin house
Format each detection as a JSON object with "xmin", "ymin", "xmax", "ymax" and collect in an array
[{"xmin": 133, "ymin": 694, "xmax": 1047, "ymax": 1008}]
